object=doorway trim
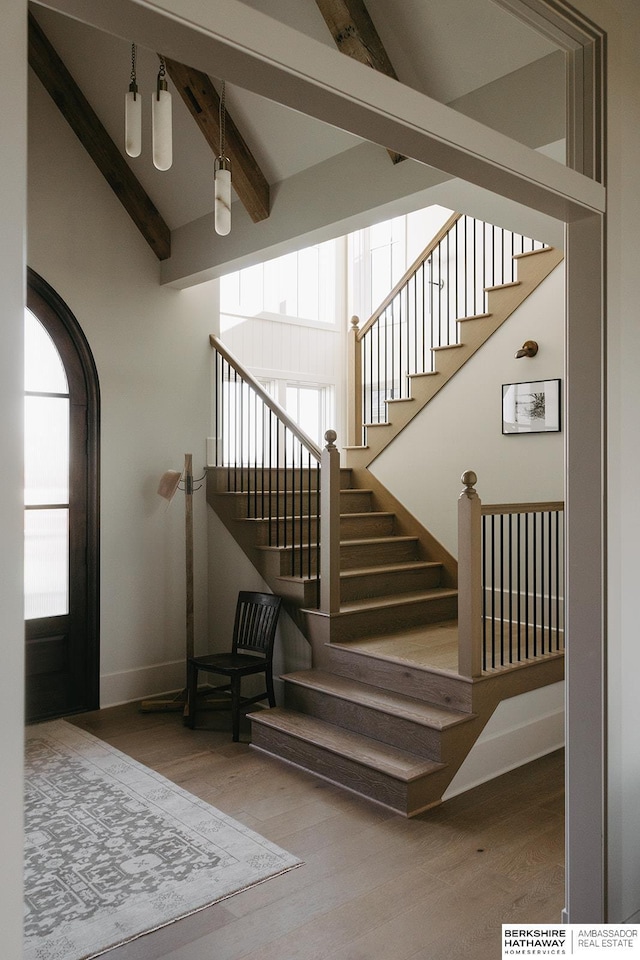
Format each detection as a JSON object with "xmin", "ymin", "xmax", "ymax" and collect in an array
[{"xmin": 33, "ymin": 0, "xmax": 608, "ymax": 919}]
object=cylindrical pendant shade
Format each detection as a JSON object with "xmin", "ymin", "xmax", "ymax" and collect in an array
[
  {"xmin": 214, "ymin": 163, "xmax": 231, "ymax": 236},
  {"xmin": 125, "ymin": 89, "xmax": 142, "ymax": 158},
  {"xmin": 152, "ymin": 89, "xmax": 172, "ymax": 171}
]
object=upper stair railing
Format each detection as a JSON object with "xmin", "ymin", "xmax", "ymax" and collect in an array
[
  {"xmin": 210, "ymin": 335, "xmax": 341, "ymax": 613},
  {"xmin": 349, "ymin": 213, "xmax": 547, "ymax": 441},
  {"xmin": 457, "ymin": 471, "xmax": 564, "ymax": 678}
]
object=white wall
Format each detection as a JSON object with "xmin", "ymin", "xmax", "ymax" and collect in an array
[
  {"xmin": 373, "ymin": 263, "xmax": 564, "ymax": 555},
  {"xmin": 27, "ymin": 73, "xmax": 215, "ymax": 705},
  {"xmin": 0, "ymin": 2, "xmax": 26, "ymax": 955},
  {"xmin": 444, "ymin": 681, "xmax": 564, "ymax": 799}
]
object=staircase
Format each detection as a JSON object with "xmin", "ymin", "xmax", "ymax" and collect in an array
[{"xmin": 207, "ymin": 213, "xmax": 565, "ymax": 816}]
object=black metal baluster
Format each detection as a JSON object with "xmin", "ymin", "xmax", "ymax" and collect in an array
[
  {"xmin": 482, "ymin": 513, "xmax": 487, "ymax": 671},
  {"xmin": 556, "ymin": 510, "xmax": 561, "ymax": 650},
  {"xmin": 533, "ymin": 512, "xmax": 538, "ymax": 657},
  {"xmin": 517, "ymin": 512, "xmax": 522, "ymax": 661},
  {"xmin": 540, "ymin": 510, "xmax": 545, "ymax": 653},
  {"xmin": 508, "ymin": 513, "xmax": 513, "ymax": 664},
  {"xmin": 275, "ymin": 419, "xmax": 280, "ymax": 546},
  {"xmin": 500, "ymin": 514, "xmax": 505, "ymax": 667},
  {"xmin": 491, "ymin": 515, "xmax": 496, "ymax": 670},
  {"xmin": 525, "ymin": 514, "xmax": 530, "ymax": 658}
]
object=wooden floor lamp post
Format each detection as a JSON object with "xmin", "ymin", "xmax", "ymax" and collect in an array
[{"xmin": 140, "ymin": 453, "xmax": 200, "ymax": 712}]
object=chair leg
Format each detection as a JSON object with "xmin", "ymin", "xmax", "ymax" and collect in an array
[
  {"xmin": 186, "ymin": 661, "xmax": 197, "ymax": 729},
  {"xmin": 231, "ymin": 675, "xmax": 241, "ymax": 742},
  {"xmin": 265, "ymin": 668, "xmax": 276, "ymax": 708}
]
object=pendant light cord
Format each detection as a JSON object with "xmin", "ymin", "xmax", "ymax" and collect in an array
[
  {"xmin": 129, "ymin": 43, "xmax": 137, "ymax": 89},
  {"xmin": 219, "ymin": 80, "xmax": 226, "ymax": 159}
]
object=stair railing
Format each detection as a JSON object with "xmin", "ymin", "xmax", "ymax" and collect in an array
[
  {"xmin": 458, "ymin": 471, "xmax": 564, "ymax": 678},
  {"xmin": 210, "ymin": 335, "xmax": 341, "ymax": 613},
  {"xmin": 348, "ymin": 213, "xmax": 547, "ymax": 443}
]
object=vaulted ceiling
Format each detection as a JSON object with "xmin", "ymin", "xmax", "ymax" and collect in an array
[{"xmin": 29, "ymin": 0, "xmax": 566, "ymax": 283}]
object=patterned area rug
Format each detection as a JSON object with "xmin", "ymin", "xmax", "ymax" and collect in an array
[{"xmin": 24, "ymin": 720, "xmax": 301, "ymax": 960}]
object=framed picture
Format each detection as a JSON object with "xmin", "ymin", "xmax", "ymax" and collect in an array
[{"xmin": 502, "ymin": 379, "xmax": 561, "ymax": 434}]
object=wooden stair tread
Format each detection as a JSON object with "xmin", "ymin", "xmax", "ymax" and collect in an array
[
  {"xmin": 339, "ymin": 510, "xmax": 394, "ymax": 520},
  {"xmin": 277, "ymin": 560, "xmax": 440, "ymax": 586},
  {"xmin": 283, "ymin": 670, "xmax": 471, "ymax": 728},
  {"xmin": 258, "ymin": 534, "xmax": 420, "ymax": 553},
  {"xmin": 457, "ymin": 311, "xmax": 492, "ymax": 322},
  {"xmin": 249, "ymin": 707, "xmax": 444, "ymax": 781},
  {"xmin": 339, "ymin": 560, "xmax": 441, "ymax": 578},
  {"xmin": 484, "ymin": 280, "xmax": 521, "ymax": 292},
  {"xmin": 340, "ymin": 535, "xmax": 418, "ymax": 546},
  {"xmin": 512, "ymin": 246, "xmax": 554, "ymax": 259},
  {"xmin": 338, "ymin": 587, "xmax": 457, "ymax": 614}
]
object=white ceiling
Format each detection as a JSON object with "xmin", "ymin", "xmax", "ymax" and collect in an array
[{"xmin": 29, "ymin": 1, "xmax": 561, "ymax": 233}]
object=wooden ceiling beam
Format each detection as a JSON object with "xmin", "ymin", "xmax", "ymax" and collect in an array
[
  {"xmin": 28, "ymin": 12, "xmax": 171, "ymax": 261},
  {"xmin": 314, "ymin": 0, "xmax": 403, "ymax": 163},
  {"xmin": 164, "ymin": 58, "xmax": 270, "ymax": 223}
]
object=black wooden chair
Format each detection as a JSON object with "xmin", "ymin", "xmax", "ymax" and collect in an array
[{"xmin": 185, "ymin": 591, "xmax": 282, "ymax": 740}]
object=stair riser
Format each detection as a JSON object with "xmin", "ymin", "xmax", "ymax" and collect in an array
[
  {"xmin": 251, "ymin": 721, "xmax": 427, "ymax": 815},
  {"xmin": 332, "ymin": 595, "xmax": 458, "ymax": 641},
  {"xmin": 209, "ymin": 466, "xmax": 352, "ymax": 495},
  {"xmin": 261, "ymin": 537, "xmax": 423, "ymax": 576},
  {"xmin": 245, "ymin": 517, "xmax": 319, "ymax": 547},
  {"xmin": 277, "ymin": 568, "xmax": 444, "ymax": 607},
  {"xmin": 320, "ymin": 645, "xmax": 472, "ymax": 712},
  {"xmin": 284, "ymin": 682, "xmax": 445, "ymax": 760},
  {"xmin": 340, "ymin": 538, "xmax": 420, "ymax": 569},
  {"xmin": 230, "ymin": 489, "xmax": 373, "ymax": 519},
  {"xmin": 340, "ymin": 514, "xmax": 395, "ymax": 538},
  {"xmin": 340, "ymin": 566, "xmax": 442, "ymax": 602},
  {"xmin": 242, "ymin": 512, "xmax": 395, "ymax": 546}
]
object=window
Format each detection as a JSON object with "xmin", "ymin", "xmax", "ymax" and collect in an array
[
  {"xmin": 24, "ymin": 309, "xmax": 71, "ymax": 619},
  {"xmin": 220, "ymin": 240, "xmax": 339, "ymax": 326}
]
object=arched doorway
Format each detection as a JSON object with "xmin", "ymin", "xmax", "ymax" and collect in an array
[{"xmin": 24, "ymin": 269, "xmax": 100, "ymax": 721}]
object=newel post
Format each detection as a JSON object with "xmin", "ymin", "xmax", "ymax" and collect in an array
[
  {"xmin": 320, "ymin": 430, "xmax": 341, "ymax": 614},
  {"xmin": 457, "ymin": 470, "xmax": 483, "ymax": 678},
  {"xmin": 347, "ymin": 316, "xmax": 363, "ymax": 447}
]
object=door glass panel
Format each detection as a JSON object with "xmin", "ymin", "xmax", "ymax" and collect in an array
[
  {"xmin": 24, "ymin": 309, "xmax": 68, "ymax": 394},
  {"xmin": 24, "ymin": 396, "xmax": 70, "ymax": 505},
  {"xmin": 24, "ymin": 508, "xmax": 69, "ymax": 619}
]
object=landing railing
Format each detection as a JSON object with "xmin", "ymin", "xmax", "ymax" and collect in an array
[
  {"xmin": 210, "ymin": 335, "xmax": 340, "ymax": 613},
  {"xmin": 349, "ymin": 213, "xmax": 547, "ymax": 441},
  {"xmin": 458, "ymin": 471, "xmax": 564, "ymax": 678}
]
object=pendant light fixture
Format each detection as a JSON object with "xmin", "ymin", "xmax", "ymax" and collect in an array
[
  {"xmin": 124, "ymin": 43, "xmax": 141, "ymax": 158},
  {"xmin": 152, "ymin": 55, "xmax": 173, "ymax": 171},
  {"xmin": 214, "ymin": 81, "xmax": 231, "ymax": 236}
]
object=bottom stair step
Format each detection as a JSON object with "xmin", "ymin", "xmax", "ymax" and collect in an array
[{"xmin": 248, "ymin": 706, "xmax": 446, "ymax": 816}]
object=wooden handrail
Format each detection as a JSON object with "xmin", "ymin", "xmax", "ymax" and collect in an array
[
  {"xmin": 481, "ymin": 501, "xmax": 564, "ymax": 516},
  {"xmin": 356, "ymin": 212, "xmax": 462, "ymax": 341},
  {"xmin": 210, "ymin": 334, "xmax": 322, "ymax": 460}
]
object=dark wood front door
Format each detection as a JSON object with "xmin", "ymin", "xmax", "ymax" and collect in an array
[{"xmin": 25, "ymin": 270, "xmax": 100, "ymax": 722}]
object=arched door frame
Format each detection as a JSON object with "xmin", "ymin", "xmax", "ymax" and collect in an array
[{"xmin": 26, "ymin": 267, "xmax": 100, "ymax": 713}]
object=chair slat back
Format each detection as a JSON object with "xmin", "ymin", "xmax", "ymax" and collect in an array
[{"xmin": 233, "ymin": 591, "xmax": 282, "ymax": 658}]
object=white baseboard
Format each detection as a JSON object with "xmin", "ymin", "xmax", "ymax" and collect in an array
[
  {"xmin": 100, "ymin": 660, "xmax": 185, "ymax": 708},
  {"xmin": 443, "ymin": 684, "xmax": 565, "ymax": 799}
]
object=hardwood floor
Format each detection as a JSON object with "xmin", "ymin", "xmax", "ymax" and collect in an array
[{"xmin": 69, "ymin": 703, "xmax": 564, "ymax": 960}]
